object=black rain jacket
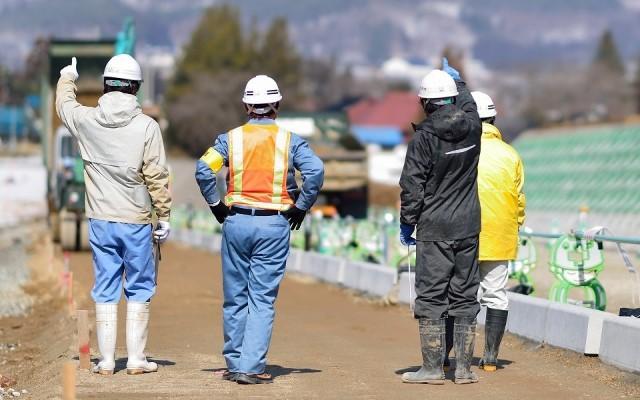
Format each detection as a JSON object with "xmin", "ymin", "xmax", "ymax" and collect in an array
[{"xmin": 399, "ymin": 81, "xmax": 482, "ymax": 241}]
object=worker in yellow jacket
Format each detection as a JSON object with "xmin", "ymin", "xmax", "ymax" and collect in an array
[{"xmin": 444, "ymin": 91, "xmax": 525, "ymax": 373}]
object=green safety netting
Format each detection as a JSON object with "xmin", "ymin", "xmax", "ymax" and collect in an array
[
  {"xmin": 513, "ymin": 124, "xmax": 640, "ymax": 214},
  {"xmin": 170, "ymin": 206, "xmax": 414, "ymax": 268}
]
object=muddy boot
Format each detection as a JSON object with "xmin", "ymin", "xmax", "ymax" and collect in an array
[
  {"xmin": 454, "ymin": 317, "xmax": 478, "ymax": 384},
  {"xmin": 479, "ymin": 308, "xmax": 508, "ymax": 372},
  {"xmin": 443, "ymin": 315, "xmax": 454, "ymax": 372},
  {"xmin": 401, "ymin": 318, "xmax": 445, "ymax": 384}
]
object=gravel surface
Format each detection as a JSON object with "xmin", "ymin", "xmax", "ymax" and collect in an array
[{"xmin": 0, "ymin": 244, "xmax": 33, "ymax": 318}]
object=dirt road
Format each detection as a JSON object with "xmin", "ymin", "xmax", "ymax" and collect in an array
[{"xmin": 53, "ymin": 241, "xmax": 638, "ymax": 400}]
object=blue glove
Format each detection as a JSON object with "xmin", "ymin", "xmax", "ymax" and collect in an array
[
  {"xmin": 400, "ymin": 223, "xmax": 417, "ymax": 246},
  {"xmin": 442, "ymin": 57, "xmax": 461, "ymax": 81}
]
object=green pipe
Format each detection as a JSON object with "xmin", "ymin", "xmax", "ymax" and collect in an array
[{"xmin": 520, "ymin": 230, "xmax": 640, "ymax": 246}]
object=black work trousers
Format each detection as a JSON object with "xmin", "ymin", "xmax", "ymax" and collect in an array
[{"xmin": 414, "ymin": 236, "xmax": 480, "ymax": 319}]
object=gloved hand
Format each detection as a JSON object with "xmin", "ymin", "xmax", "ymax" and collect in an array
[
  {"xmin": 283, "ymin": 206, "xmax": 306, "ymax": 231},
  {"xmin": 60, "ymin": 57, "xmax": 79, "ymax": 81},
  {"xmin": 153, "ymin": 221, "xmax": 170, "ymax": 243},
  {"xmin": 210, "ymin": 202, "xmax": 229, "ymax": 224},
  {"xmin": 442, "ymin": 57, "xmax": 460, "ymax": 81},
  {"xmin": 400, "ymin": 223, "xmax": 417, "ymax": 246}
]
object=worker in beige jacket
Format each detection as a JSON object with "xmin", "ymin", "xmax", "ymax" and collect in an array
[{"xmin": 56, "ymin": 54, "xmax": 171, "ymax": 375}]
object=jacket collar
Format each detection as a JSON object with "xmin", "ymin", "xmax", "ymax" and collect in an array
[
  {"xmin": 482, "ymin": 122, "xmax": 503, "ymax": 140},
  {"xmin": 248, "ymin": 118, "xmax": 276, "ymax": 125}
]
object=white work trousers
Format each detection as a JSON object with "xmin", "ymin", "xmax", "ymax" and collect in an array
[{"xmin": 477, "ymin": 260, "xmax": 509, "ymax": 310}]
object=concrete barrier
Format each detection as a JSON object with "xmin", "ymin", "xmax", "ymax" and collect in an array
[
  {"xmin": 544, "ymin": 302, "xmax": 612, "ymax": 355},
  {"xmin": 343, "ymin": 261, "xmax": 396, "ymax": 297},
  {"xmin": 397, "ymin": 272, "xmax": 415, "ymax": 305},
  {"xmin": 286, "ymin": 249, "xmax": 304, "ymax": 272},
  {"xmin": 505, "ymin": 293, "xmax": 549, "ymax": 342},
  {"xmin": 300, "ymin": 253, "xmax": 342, "ymax": 283},
  {"xmin": 599, "ymin": 317, "xmax": 640, "ymax": 372}
]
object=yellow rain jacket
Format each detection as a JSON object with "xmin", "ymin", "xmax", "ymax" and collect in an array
[{"xmin": 478, "ymin": 123, "xmax": 526, "ymax": 261}]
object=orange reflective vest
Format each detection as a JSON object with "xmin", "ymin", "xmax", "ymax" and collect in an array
[{"xmin": 225, "ymin": 123, "xmax": 294, "ymax": 211}]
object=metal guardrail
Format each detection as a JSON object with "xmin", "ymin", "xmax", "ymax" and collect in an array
[{"xmin": 520, "ymin": 230, "xmax": 640, "ymax": 246}]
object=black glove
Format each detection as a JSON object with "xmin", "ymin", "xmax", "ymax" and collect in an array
[
  {"xmin": 210, "ymin": 202, "xmax": 229, "ymax": 224},
  {"xmin": 283, "ymin": 206, "xmax": 306, "ymax": 231}
]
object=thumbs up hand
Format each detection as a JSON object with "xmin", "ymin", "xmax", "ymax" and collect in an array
[
  {"xmin": 442, "ymin": 57, "xmax": 461, "ymax": 81},
  {"xmin": 60, "ymin": 57, "xmax": 79, "ymax": 81}
]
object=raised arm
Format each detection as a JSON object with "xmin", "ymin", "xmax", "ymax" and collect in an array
[{"xmin": 55, "ymin": 57, "xmax": 91, "ymax": 138}]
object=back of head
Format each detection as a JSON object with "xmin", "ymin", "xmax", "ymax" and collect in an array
[
  {"xmin": 242, "ymin": 75, "xmax": 282, "ymax": 119},
  {"xmin": 471, "ymin": 91, "xmax": 496, "ymax": 124},
  {"xmin": 418, "ymin": 69, "xmax": 458, "ymax": 114},
  {"xmin": 103, "ymin": 54, "xmax": 142, "ymax": 95}
]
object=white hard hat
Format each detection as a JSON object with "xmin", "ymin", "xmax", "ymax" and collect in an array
[
  {"xmin": 242, "ymin": 75, "xmax": 282, "ymax": 105},
  {"xmin": 418, "ymin": 69, "xmax": 458, "ymax": 99},
  {"xmin": 471, "ymin": 91, "xmax": 497, "ymax": 119},
  {"xmin": 103, "ymin": 54, "xmax": 143, "ymax": 81}
]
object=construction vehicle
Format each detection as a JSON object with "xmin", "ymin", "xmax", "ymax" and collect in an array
[
  {"xmin": 41, "ymin": 20, "xmax": 136, "ymax": 250},
  {"xmin": 277, "ymin": 112, "xmax": 369, "ymax": 218}
]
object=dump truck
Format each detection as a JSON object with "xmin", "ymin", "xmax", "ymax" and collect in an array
[{"xmin": 277, "ymin": 112, "xmax": 369, "ymax": 218}]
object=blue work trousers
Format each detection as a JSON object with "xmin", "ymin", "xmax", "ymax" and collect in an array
[
  {"xmin": 221, "ymin": 213, "xmax": 290, "ymax": 374},
  {"xmin": 89, "ymin": 219, "xmax": 156, "ymax": 304}
]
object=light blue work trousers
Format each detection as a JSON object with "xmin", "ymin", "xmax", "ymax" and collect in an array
[
  {"xmin": 221, "ymin": 212, "xmax": 290, "ymax": 374},
  {"xmin": 89, "ymin": 219, "xmax": 156, "ymax": 304}
]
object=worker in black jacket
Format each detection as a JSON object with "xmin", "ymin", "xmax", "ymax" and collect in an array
[{"xmin": 399, "ymin": 58, "xmax": 482, "ymax": 385}]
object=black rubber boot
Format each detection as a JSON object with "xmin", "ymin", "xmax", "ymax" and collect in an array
[
  {"xmin": 443, "ymin": 315, "xmax": 454, "ymax": 371},
  {"xmin": 401, "ymin": 318, "xmax": 446, "ymax": 384},
  {"xmin": 454, "ymin": 317, "xmax": 478, "ymax": 384},
  {"xmin": 479, "ymin": 308, "xmax": 508, "ymax": 372}
]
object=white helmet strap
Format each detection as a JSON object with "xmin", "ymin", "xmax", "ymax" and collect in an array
[{"xmin": 246, "ymin": 103, "xmax": 278, "ymax": 116}]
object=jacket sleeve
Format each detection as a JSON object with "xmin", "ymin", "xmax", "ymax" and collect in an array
[
  {"xmin": 55, "ymin": 76, "xmax": 92, "ymax": 139},
  {"xmin": 291, "ymin": 135, "xmax": 324, "ymax": 211},
  {"xmin": 142, "ymin": 121, "xmax": 172, "ymax": 222},
  {"xmin": 400, "ymin": 131, "xmax": 431, "ymax": 226},
  {"xmin": 195, "ymin": 134, "xmax": 229, "ymax": 205},
  {"xmin": 515, "ymin": 157, "xmax": 526, "ymax": 226},
  {"xmin": 455, "ymin": 80, "xmax": 477, "ymax": 115}
]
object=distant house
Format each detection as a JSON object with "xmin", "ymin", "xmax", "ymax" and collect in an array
[
  {"xmin": 346, "ymin": 91, "xmax": 422, "ymax": 186},
  {"xmin": 346, "ymin": 91, "xmax": 422, "ymax": 149}
]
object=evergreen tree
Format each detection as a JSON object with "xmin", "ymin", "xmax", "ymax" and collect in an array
[
  {"xmin": 258, "ymin": 17, "xmax": 301, "ymax": 105},
  {"xmin": 165, "ymin": 5, "xmax": 305, "ymax": 156},
  {"xmin": 592, "ymin": 30, "xmax": 625, "ymax": 74}
]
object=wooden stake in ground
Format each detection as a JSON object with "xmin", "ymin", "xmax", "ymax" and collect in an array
[
  {"xmin": 77, "ymin": 310, "xmax": 90, "ymax": 370},
  {"xmin": 62, "ymin": 361, "xmax": 76, "ymax": 400}
]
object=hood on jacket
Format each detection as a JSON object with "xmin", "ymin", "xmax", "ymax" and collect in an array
[
  {"xmin": 95, "ymin": 92, "xmax": 142, "ymax": 128},
  {"xmin": 415, "ymin": 104, "xmax": 473, "ymax": 143},
  {"xmin": 481, "ymin": 122, "xmax": 503, "ymax": 140}
]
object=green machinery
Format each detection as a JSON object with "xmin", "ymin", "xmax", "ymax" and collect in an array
[
  {"xmin": 508, "ymin": 236, "xmax": 537, "ymax": 294},
  {"xmin": 548, "ymin": 234, "xmax": 606, "ymax": 311}
]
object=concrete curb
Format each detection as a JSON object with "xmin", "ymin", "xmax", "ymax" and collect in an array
[
  {"xmin": 599, "ymin": 317, "xmax": 640, "ymax": 372},
  {"xmin": 544, "ymin": 302, "xmax": 613, "ymax": 355}
]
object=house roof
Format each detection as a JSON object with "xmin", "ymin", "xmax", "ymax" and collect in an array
[
  {"xmin": 346, "ymin": 91, "xmax": 421, "ymax": 132},
  {"xmin": 352, "ymin": 125, "xmax": 404, "ymax": 147}
]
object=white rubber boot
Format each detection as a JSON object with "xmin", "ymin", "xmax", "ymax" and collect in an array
[
  {"xmin": 126, "ymin": 302, "xmax": 158, "ymax": 374},
  {"xmin": 92, "ymin": 303, "xmax": 117, "ymax": 375}
]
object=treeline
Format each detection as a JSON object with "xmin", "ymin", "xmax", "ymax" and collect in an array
[{"xmin": 165, "ymin": 5, "xmax": 356, "ymax": 157}]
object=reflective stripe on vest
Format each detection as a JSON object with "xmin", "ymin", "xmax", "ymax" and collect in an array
[{"xmin": 225, "ymin": 124, "xmax": 293, "ymax": 211}]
